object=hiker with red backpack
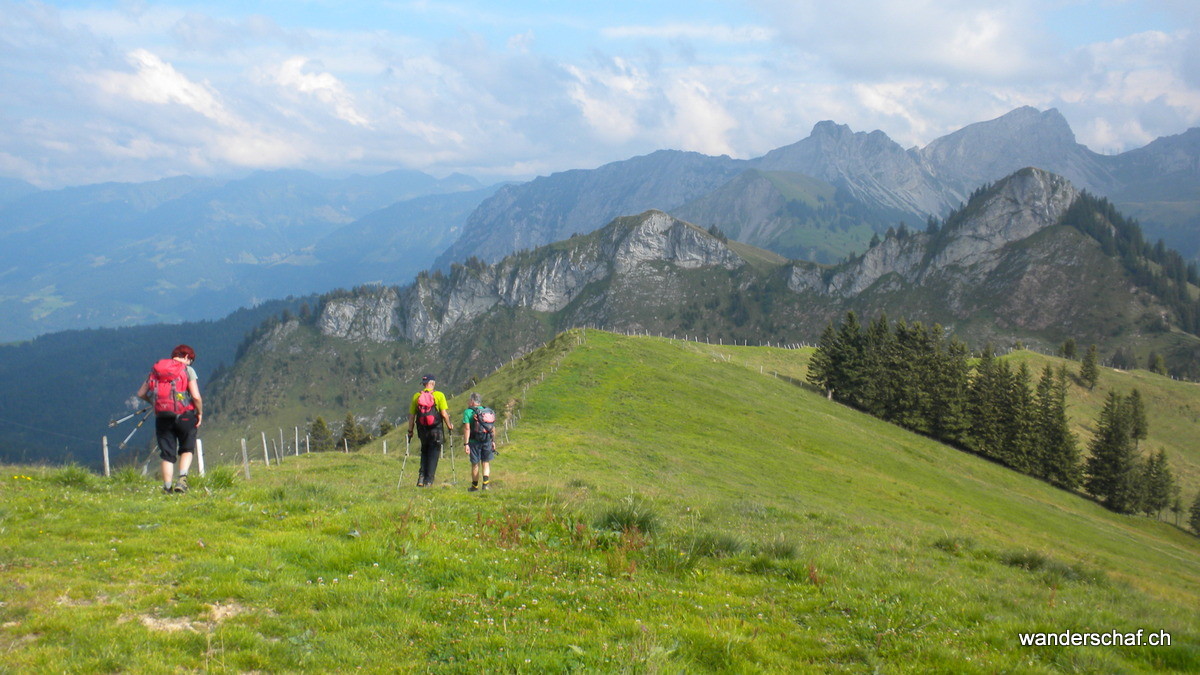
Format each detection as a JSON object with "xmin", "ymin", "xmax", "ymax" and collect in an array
[
  {"xmin": 135, "ymin": 344, "xmax": 203, "ymax": 494},
  {"xmin": 461, "ymin": 392, "xmax": 497, "ymax": 492},
  {"xmin": 406, "ymin": 374, "xmax": 453, "ymax": 487}
]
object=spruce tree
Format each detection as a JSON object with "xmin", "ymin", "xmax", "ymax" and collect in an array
[
  {"xmin": 807, "ymin": 323, "xmax": 839, "ymax": 397},
  {"xmin": 338, "ymin": 412, "xmax": 367, "ymax": 450},
  {"xmin": 833, "ymin": 311, "xmax": 868, "ymax": 409},
  {"xmin": 1138, "ymin": 449, "xmax": 1175, "ymax": 518},
  {"xmin": 1033, "ymin": 365, "xmax": 1082, "ymax": 489},
  {"xmin": 309, "ymin": 416, "xmax": 335, "ymax": 453},
  {"xmin": 860, "ymin": 314, "xmax": 895, "ymax": 417},
  {"xmin": 999, "ymin": 362, "xmax": 1037, "ymax": 473},
  {"xmin": 1126, "ymin": 389, "xmax": 1148, "ymax": 449},
  {"xmin": 966, "ymin": 346, "xmax": 1005, "ymax": 461},
  {"xmin": 1080, "ymin": 344, "xmax": 1100, "ymax": 390},
  {"xmin": 1060, "ymin": 338, "xmax": 1077, "ymax": 360},
  {"xmin": 1084, "ymin": 392, "xmax": 1139, "ymax": 513},
  {"xmin": 927, "ymin": 334, "xmax": 971, "ymax": 446},
  {"xmin": 1190, "ymin": 493, "xmax": 1200, "ymax": 535}
]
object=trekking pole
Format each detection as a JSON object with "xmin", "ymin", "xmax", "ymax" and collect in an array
[
  {"xmin": 109, "ymin": 407, "xmax": 151, "ymax": 427},
  {"xmin": 118, "ymin": 410, "xmax": 153, "ymax": 450},
  {"xmin": 398, "ymin": 434, "xmax": 411, "ymax": 489},
  {"xmin": 450, "ymin": 432, "xmax": 458, "ymax": 486}
]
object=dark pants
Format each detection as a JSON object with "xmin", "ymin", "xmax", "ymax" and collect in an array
[
  {"xmin": 417, "ymin": 426, "xmax": 443, "ymax": 484},
  {"xmin": 155, "ymin": 411, "xmax": 198, "ymax": 463}
]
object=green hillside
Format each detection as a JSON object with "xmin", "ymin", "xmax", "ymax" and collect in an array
[{"xmin": 2, "ymin": 330, "xmax": 1198, "ymax": 672}]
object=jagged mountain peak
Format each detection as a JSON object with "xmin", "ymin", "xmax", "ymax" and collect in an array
[
  {"xmin": 755, "ymin": 118, "xmax": 949, "ymax": 216},
  {"xmin": 919, "ymin": 107, "xmax": 1111, "ymax": 195},
  {"xmin": 930, "ymin": 167, "xmax": 1078, "ymax": 265},
  {"xmin": 789, "ymin": 167, "xmax": 1079, "ymax": 298}
]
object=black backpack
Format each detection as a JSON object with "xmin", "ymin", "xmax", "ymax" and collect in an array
[{"xmin": 470, "ymin": 406, "xmax": 496, "ymax": 442}]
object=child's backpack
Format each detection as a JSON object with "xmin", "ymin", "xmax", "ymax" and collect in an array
[
  {"xmin": 415, "ymin": 390, "xmax": 440, "ymax": 428},
  {"xmin": 470, "ymin": 406, "xmax": 496, "ymax": 442},
  {"xmin": 148, "ymin": 358, "xmax": 191, "ymax": 418}
]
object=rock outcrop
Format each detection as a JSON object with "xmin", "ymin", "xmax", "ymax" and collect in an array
[
  {"xmin": 788, "ymin": 168, "xmax": 1078, "ymax": 297},
  {"xmin": 320, "ymin": 211, "xmax": 744, "ymax": 344}
]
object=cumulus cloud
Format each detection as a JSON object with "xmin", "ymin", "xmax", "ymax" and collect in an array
[
  {"xmin": 749, "ymin": 0, "xmax": 1056, "ymax": 82},
  {"xmin": 93, "ymin": 49, "xmax": 236, "ymax": 125},
  {"xmin": 268, "ymin": 57, "xmax": 372, "ymax": 128},
  {"xmin": 0, "ymin": 1, "xmax": 1197, "ymax": 188}
]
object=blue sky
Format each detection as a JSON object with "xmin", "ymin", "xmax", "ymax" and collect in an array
[{"xmin": 2, "ymin": 0, "xmax": 1198, "ymax": 187}]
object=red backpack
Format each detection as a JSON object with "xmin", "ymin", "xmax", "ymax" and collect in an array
[
  {"xmin": 415, "ymin": 390, "xmax": 440, "ymax": 428},
  {"xmin": 148, "ymin": 358, "xmax": 192, "ymax": 418}
]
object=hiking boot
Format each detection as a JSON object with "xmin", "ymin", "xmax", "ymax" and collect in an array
[
  {"xmin": 468, "ymin": 485, "xmax": 479, "ymax": 492},
  {"xmin": 173, "ymin": 476, "xmax": 189, "ymax": 493},
  {"xmin": 162, "ymin": 485, "xmax": 173, "ymax": 494},
  {"xmin": 481, "ymin": 483, "xmax": 490, "ymax": 491}
]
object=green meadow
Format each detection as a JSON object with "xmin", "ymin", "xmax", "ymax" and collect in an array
[{"xmin": 2, "ymin": 330, "xmax": 1198, "ymax": 672}]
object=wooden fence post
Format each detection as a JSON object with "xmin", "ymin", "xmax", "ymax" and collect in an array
[
  {"xmin": 196, "ymin": 438, "xmax": 206, "ymax": 476},
  {"xmin": 102, "ymin": 436, "xmax": 110, "ymax": 477},
  {"xmin": 241, "ymin": 438, "xmax": 251, "ymax": 479}
]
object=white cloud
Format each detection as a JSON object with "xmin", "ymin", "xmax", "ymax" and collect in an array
[
  {"xmin": 750, "ymin": 0, "xmax": 1054, "ymax": 82},
  {"xmin": 663, "ymin": 79, "xmax": 737, "ymax": 156},
  {"xmin": 565, "ymin": 59, "xmax": 652, "ymax": 143},
  {"xmin": 0, "ymin": 1, "xmax": 1197, "ymax": 189},
  {"xmin": 269, "ymin": 57, "xmax": 372, "ymax": 128},
  {"xmin": 92, "ymin": 49, "xmax": 236, "ymax": 125},
  {"xmin": 602, "ymin": 23, "xmax": 776, "ymax": 44}
]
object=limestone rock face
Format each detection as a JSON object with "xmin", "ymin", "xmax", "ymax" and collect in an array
[
  {"xmin": 927, "ymin": 169, "xmax": 1078, "ymax": 273},
  {"xmin": 788, "ymin": 168, "xmax": 1078, "ymax": 298},
  {"xmin": 317, "ymin": 287, "xmax": 401, "ymax": 342},
  {"xmin": 318, "ymin": 210, "xmax": 743, "ymax": 344}
]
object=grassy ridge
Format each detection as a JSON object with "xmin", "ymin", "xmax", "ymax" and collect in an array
[{"xmin": 2, "ymin": 330, "xmax": 1198, "ymax": 672}]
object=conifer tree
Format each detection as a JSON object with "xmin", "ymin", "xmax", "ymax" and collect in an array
[
  {"xmin": 1080, "ymin": 344, "xmax": 1100, "ymax": 390},
  {"xmin": 1033, "ymin": 365, "xmax": 1082, "ymax": 489},
  {"xmin": 927, "ymin": 333, "xmax": 971, "ymax": 445},
  {"xmin": 1138, "ymin": 449, "xmax": 1175, "ymax": 518},
  {"xmin": 999, "ymin": 362, "xmax": 1037, "ymax": 473},
  {"xmin": 1126, "ymin": 388, "xmax": 1148, "ymax": 448},
  {"xmin": 966, "ymin": 346, "xmax": 1006, "ymax": 461},
  {"xmin": 859, "ymin": 314, "xmax": 895, "ymax": 417},
  {"xmin": 1084, "ymin": 392, "xmax": 1139, "ymax": 513},
  {"xmin": 1060, "ymin": 338, "xmax": 1077, "ymax": 360},
  {"xmin": 833, "ymin": 311, "xmax": 868, "ymax": 409},
  {"xmin": 309, "ymin": 416, "xmax": 335, "ymax": 453},
  {"xmin": 1190, "ymin": 493, "xmax": 1200, "ymax": 535},
  {"xmin": 807, "ymin": 323, "xmax": 839, "ymax": 397},
  {"xmin": 338, "ymin": 412, "xmax": 367, "ymax": 450}
]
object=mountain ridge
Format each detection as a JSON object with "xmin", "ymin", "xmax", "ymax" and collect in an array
[{"xmin": 438, "ymin": 107, "xmax": 1199, "ymax": 269}]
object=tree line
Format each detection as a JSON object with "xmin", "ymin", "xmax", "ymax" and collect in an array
[
  {"xmin": 306, "ymin": 413, "xmax": 393, "ymax": 453},
  {"xmin": 807, "ymin": 312, "xmax": 1197, "ymax": 531}
]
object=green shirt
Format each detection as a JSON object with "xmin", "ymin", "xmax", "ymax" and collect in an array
[{"xmin": 410, "ymin": 389, "xmax": 449, "ymax": 416}]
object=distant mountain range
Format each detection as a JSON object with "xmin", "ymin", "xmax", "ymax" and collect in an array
[
  {"xmin": 2, "ymin": 107, "xmax": 1196, "ymax": 343},
  {"xmin": 5, "ymin": 166, "xmax": 1199, "ymax": 466},
  {"xmin": 437, "ymin": 107, "xmax": 1200, "ymax": 269},
  {"xmin": 0, "ymin": 170, "xmax": 492, "ymax": 342},
  {"xmin": 200, "ymin": 168, "xmax": 1199, "ymax": 448}
]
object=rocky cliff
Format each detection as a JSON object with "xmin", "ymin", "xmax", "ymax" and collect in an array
[
  {"xmin": 321, "ymin": 211, "xmax": 745, "ymax": 345},
  {"xmin": 787, "ymin": 169, "xmax": 1079, "ymax": 297}
]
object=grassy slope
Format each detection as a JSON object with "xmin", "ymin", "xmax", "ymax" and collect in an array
[{"xmin": 1, "ymin": 330, "xmax": 1198, "ymax": 672}]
